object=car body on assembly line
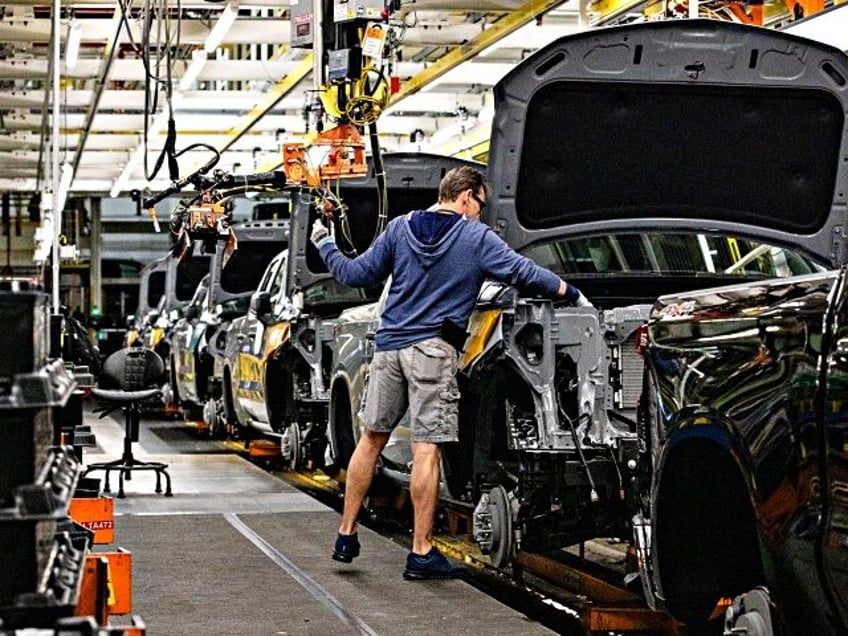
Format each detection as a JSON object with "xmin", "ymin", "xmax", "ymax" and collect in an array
[
  {"xmin": 168, "ymin": 219, "xmax": 289, "ymax": 426},
  {"xmin": 221, "ymin": 153, "xmax": 483, "ymax": 466},
  {"xmin": 127, "ymin": 251, "xmax": 211, "ymax": 362},
  {"xmin": 620, "ymin": 21, "xmax": 848, "ymax": 636},
  {"xmin": 327, "ymin": 18, "xmax": 848, "ymax": 634}
]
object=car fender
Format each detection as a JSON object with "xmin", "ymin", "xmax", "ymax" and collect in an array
[{"xmin": 650, "ymin": 408, "xmax": 765, "ymax": 625}]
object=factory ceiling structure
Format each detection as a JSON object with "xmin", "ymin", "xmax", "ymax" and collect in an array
[{"xmin": 0, "ymin": 0, "xmax": 846, "ymax": 200}]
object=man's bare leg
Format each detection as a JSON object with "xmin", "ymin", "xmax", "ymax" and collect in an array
[
  {"xmin": 409, "ymin": 441, "xmax": 441, "ymax": 555},
  {"xmin": 339, "ymin": 429, "xmax": 390, "ymax": 535}
]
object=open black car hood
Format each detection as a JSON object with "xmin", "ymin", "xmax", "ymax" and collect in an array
[{"xmin": 485, "ymin": 19, "xmax": 848, "ymax": 267}]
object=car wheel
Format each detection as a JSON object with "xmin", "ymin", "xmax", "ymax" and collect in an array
[
  {"xmin": 331, "ymin": 383, "xmax": 356, "ymax": 471},
  {"xmin": 444, "ymin": 367, "xmax": 518, "ymax": 501}
]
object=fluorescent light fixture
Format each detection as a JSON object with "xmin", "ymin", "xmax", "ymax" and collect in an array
[
  {"xmin": 110, "ymin": 105, "xmax": 174, "ymax": 197},
  {"xmin": 148, "ymin": 109, "xmax": 171, "ymax": 137},
  {"xmin": 204, "ymin": 1, "xmax": 238, "ymax": 54},
  {"xmin": 109, "ymin": 178, "xmax": 126, "ymax": 199},
  {"xmin": 111, "ymin": 149, "xmax": 143, "ymax": 198},
  {"xmin": 65, "ymin": 19, "xmax": 82, "ymax": 70},
  {"xmin": 58, "ymin": 162, "xmax": 73, "ymax": 211},
  {"xmin": 179, "ymin": 49, "xmax": 208, "ymax": 91}
]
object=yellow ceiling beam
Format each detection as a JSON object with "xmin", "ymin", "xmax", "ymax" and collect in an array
[
  {"xmin": 583, "ymin": 0, "xmax": 655, "ymax": 25},
  {"xmin": 390, "ymin": 0, "xmax": 572, "ymax": 104},
  {"xmin": 430, "ymin": 123, "xmax": 491, "ymax": 161}
]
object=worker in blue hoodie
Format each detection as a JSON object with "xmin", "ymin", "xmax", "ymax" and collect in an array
[{"xmin": 311, "ymin": 165, "xmax": 591, "ymax": 580}]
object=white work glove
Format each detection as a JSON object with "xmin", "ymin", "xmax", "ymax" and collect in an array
[
  {"xmin": 310, "ymin": 219, "xmax": 332, "ymax": 248},
  {"xmin": 574, "ymin": 291, "xmax": 594, "ymax": 308},
  {"xmin": 563, "ymin": 283, "xmax": 594, "ymax": 308}
]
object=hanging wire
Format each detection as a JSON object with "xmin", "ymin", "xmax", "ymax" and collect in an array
[{"xmin": 116, "ymin": 0, "xmax": 185, "ymax": 183}]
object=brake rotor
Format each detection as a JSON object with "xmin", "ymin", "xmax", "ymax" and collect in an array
[
  {"xmin": 489, "ymin": 485, "xmax": 514, "ymax": 569},
  {"xmin": 280, "ymin": 424, "xmax": 302, "ymax": 471},
  {"xmin": 473, "ymin": 485, "xmax": 515, "ymax": 570},
  {"xmin": 202, "ymin": 398, "xmax": 218, "ymax": 435}
]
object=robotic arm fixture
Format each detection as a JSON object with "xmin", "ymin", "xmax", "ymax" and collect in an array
[
  {"xmin": 145, "ymin": 0, "xmax": 403, "ymax": 262},
  {"xmin": 285, "ymin": 0, "xmax": 402, "ymax": 250}
]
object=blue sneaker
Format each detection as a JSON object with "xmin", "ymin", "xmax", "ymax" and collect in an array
[
  {"xmin": 403, "ymin": 547, "xmax": 466, "ymax": 580},
  {"xmin": 332, "ymin": 533, "xmax": 360, "ymax": 563}
]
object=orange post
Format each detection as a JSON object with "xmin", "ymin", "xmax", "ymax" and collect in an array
[
  {"xmin": 105, "ymin": 548, "xmax": 134, "ymax": 616},
  {"xmin": 76, "ymin": 556, "xmax": 110, "ymax": 625}
]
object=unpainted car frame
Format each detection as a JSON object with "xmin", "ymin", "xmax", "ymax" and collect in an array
[{"xmin": 167, "ymin": 219, "xmax": 288, "ymax": 428}]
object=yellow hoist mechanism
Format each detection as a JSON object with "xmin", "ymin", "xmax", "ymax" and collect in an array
[{"xmin": 283, "ymin": 1, "xmax": 396, "ymax": 191}]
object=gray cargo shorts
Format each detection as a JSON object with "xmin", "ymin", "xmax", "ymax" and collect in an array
[{"xmin": 361, "ymin": 337, "xmax": 460, "ymax": 443}]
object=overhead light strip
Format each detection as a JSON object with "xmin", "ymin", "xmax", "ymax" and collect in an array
[
  {"xmin": 65, "ymin": 19, "xmax": 82, "ymax": 70},
  {"xmin": 178, "ymin": 49, "xmax": 208, "ymax": 91},
  {"xmin": 57, "ymin": 162, "xmax": 73, "ymax": 211},
  {"xmin": 204, "ymin": 0, "xmax": 239, "ymax": 53}
]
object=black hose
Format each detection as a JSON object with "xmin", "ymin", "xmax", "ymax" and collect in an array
[{"xmin": 368, "ymin": 120, "xmax": 387, "ymax": 241}]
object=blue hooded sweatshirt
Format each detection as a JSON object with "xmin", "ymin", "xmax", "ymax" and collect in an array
[{"xmin": 318, "ymin": 210, "xmax": 561, "ymax": 351}]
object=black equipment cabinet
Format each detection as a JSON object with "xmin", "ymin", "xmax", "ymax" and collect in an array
[{"xmin": 0, "ymin": 281, "xmax": 87, "ymax": 628}]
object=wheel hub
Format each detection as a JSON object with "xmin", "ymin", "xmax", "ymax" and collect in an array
[
  {"xmin": 472, "ymin": 485, "xmax": 515, "ymax": 569},
  {"xmin": 280, "ymin": 424, "xmax": 302, "ymax": 470}
]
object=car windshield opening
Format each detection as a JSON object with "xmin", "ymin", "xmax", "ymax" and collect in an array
[{"xmin": 521, "ymin": 232, "xmax": 821, "ymax": 279}]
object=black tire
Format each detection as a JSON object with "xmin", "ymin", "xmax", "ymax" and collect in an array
[
  {"xmin": 331, "ymin": 382, "xmax": 356, "ymax": 471},
  {"xmin": 443, "ymin": 367, "xmax": 518, "ymax": 501}
]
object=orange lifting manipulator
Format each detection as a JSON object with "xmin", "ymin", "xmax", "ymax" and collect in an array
[
  {"xmin": 725, "ymin": 0, "xmax": 824, "ymax": 25},
  {"xmin": 282, "ymin": 122, "xmax": 368, "ymax": 187}
]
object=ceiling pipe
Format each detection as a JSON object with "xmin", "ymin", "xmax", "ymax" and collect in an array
[
  {"xmin": 34, "ymin": 13, "xmax": 56, "ymax": 191},
  {"xmin": 51, "ymin": 0, "xmax": 60, "ymax": 311},
  {"xmin": 70, "ymin": 7, "xmax": 126, "ymax": 180},
  {"xmin": 65, "ymin": 19, "xmax": 82, "ymax": 69}
]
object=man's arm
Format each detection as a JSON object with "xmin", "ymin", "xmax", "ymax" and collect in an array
[
  {"xmin": 559, "ymin": 280, "xmax": 593, "ymax": 306},
  {"xmin": 313, "ymin": 220, "xmax": 393, "ymax": 288},
  {"xmin": 482, "ymin": 230, "xmax": 592, "ymax": 306}
]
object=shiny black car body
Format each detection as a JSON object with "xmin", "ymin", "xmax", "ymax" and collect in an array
[{"xmin": 638, "ymin": 271, "xmax": 848, "ymax": 634}]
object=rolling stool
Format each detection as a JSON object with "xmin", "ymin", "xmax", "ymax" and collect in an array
[{"xmin": 84, "ymin": 347, "xmax": 173, "ymax": 498}]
